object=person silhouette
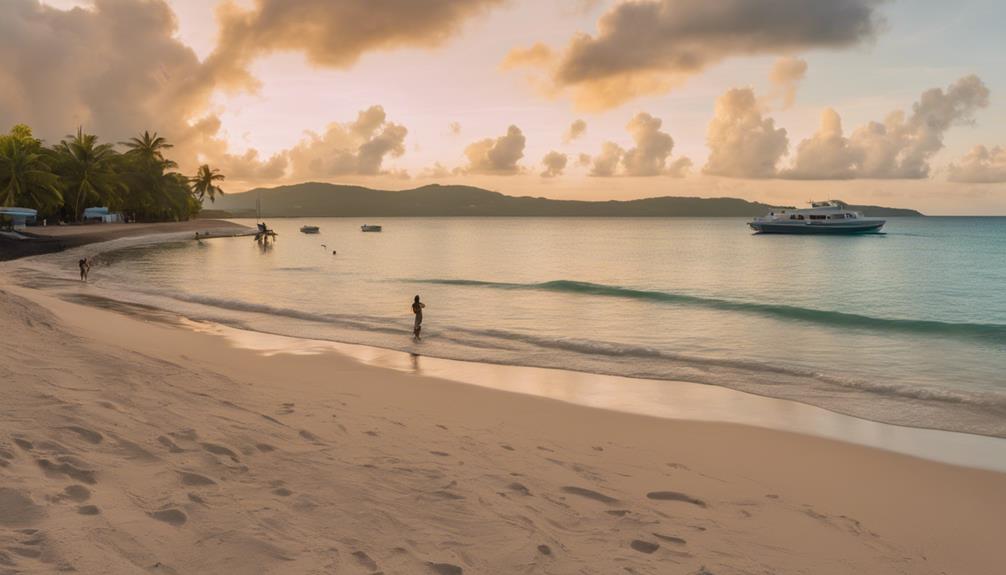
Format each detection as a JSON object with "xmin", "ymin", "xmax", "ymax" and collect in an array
[
  {"xmin": 78, "ymin": 257, "xmax": 90, "ymax": 282},
  {"xmin": 411, "ymin": 295, "xmax": 426, "ymax": 340}
]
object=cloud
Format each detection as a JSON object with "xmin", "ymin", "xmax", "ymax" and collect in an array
[
  {"xmin": 769, "ymin": 56, "xmax": 808, "ymax": 109},
  {"xmin": 462, "ymin": 125, "xmax": 526, "ymax": 174},
  {"xmin": 785, "ymin": 108, "xmax": 858, "ymax": 179},
  {"xmin": 208, "ymin": 0, "xmax": 504, "ymax": 91},
  {"xmin": 590, "ymin": 142, "xmax": 624, "ymax": 176},
  {"xmin": 0, "ymin": 0, "xmax": 210, "ymax": 148},
  {"xmin": 506, "ymin": 0, "xmax": 885, "ymax": 109},
  {"xmin": 947, "ymin": 145, "xmax": 1006, "ymax": 183},
  {"xmin": 784, "ymin": 75, "xmax": 990, "ymax": 179},
  {"xmin": 287, "ymin": 105, "xmax": 408, "ymax": 178},
  {"xmin": 703, "ymin": 88, "xmax": 789, "ymax": 178},
  {"xmin": 421, "ymin": 162, "xmax": 453, "ymax": 179},
  {"xmin": 589, "ymin": 112, "xmax": 690, "ymax": 177},
  {"xmin": 564, "ymin": 119, "xmax": 587, "ymax": 143},
  {"xmin": 0, "ymin": 0, "xmax": 289, "ymax": 183},
  {"xmin": 500, "ymin": 42, "xmax": 554, "ymax": 69},
  {"xmin": 540, "ymin": 151, "xmax": 568, "ymax": 178}
]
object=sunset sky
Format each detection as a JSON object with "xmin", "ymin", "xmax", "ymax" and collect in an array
[{"xmin": 5, "ymin": 0, "xmax": 1006, "ymax": 213}]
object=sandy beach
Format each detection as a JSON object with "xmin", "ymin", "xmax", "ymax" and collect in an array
[
  {"xmin": 1, "ymin": 238, "xmax": 1004, "ymax": 574},
  {"xmin": 0, "ymin": 220, "xmax": 249, "ymax": 261}
]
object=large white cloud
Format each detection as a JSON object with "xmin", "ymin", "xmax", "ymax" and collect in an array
[
  {"xmin": 703, "ymin": 88, "xmax": 789, "ymax": 178},
  {"xmin": 785, "ymin": 75, "xmax": 990, "ymax": 179},
  {"xmin": 287, "ymin": 106, "xmax": 408, "ymax": 178}
]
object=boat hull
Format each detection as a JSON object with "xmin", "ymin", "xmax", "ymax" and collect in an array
[{"xmin": 749, "ymin": 221, "xmax": 885, "ymax": 234}]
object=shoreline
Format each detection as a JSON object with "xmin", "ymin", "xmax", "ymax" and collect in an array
[
  {"xmin": 0, "ymin": 219, "xmax": 250, "ymax": 261},
  {"xmin": 6, "ymin": 227, "xmax": 1005, "ymax": 452},
  {"xmin": 1, "ymin": 275, "xmax": 1004, "ymax": 573}
]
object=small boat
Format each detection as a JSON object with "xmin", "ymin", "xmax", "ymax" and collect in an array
[
  {"xmin": 300, "ymin": 225, "xmax": 320, "ymax": 234},
  {"xmin": 361, "ymin": 224, "xmax": 382, "ymax": 232},
  {"xmin": 748, "ymin": 201, "xmax": 885, "ymax": 234}
]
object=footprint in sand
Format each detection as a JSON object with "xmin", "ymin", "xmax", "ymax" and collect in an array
[
  {"xmin": 427, "ymin": 562, "xmax": 463, "ymax": 575},
  {"xmin": 157, "ymin": 436, "xmax": 184, "ymax": 453},
  {"xmin": 652, "ymin": 533, "xmax": 687, "ymax": 545},
  {"xmin": 62, "ymin": 426, "xmax": 103, "ymax": 445},
  {"xmin": 13, "ymin": 438, "xmax": 33, "ymax": 451},
  {"xmin": 255, "ymin": 443, "xmax": 276, "ymax": 453},
  {"xmin": 630, "ymin": 540, "xmax": 660, "ymax": 554},
  {"xmin": 36, "ymin": 457, "xmax": 96, "ymax": 485},
  {"xmin": 429, "ymin": 451, "xmax": 450, "ymax": 457},
  {"xmin": 77, "ymin": 505, "xmax": 100, "ymax": 516},
  {"xmin": 560, "ymin": 486, "xmax": 618, "ymax": 504},
  {"xmin": 646, "ymin": 491, "xmax": 706, "ymax": 508},
  {"xmin": 63, "ymin": 485, "xmax": 91, "ymax": 503},
  {"xmin": 178, "ymin": 472, "xmax": 216, "ymax": 486},
  {"xmin": 149, "ymin": 509, "xmax": 187, "ymax": 526},
  {"xmin": 508, "ymin": 483, "xmax": 531, "ymax": 496},
  {"xmin": 299, "ymin": 430, "xmax": 322, "ymax": 443},
  {"xmin": 499, "ymin": 444, "xmax": 515, "ymax": 451},
  {"xmin": 272, "ymin": 488, "xmax": 293, "ymax": 497},
  {"xmin": 200, "ymin": 443, "xmax": 239, "ymax": 462},
  {"xmin": 351, "ymin": 550, "xmax": 378, "ymax": 571},
  {"xmin": 537, "ymin": 545, "xmax": 552, "ymax": 556}
]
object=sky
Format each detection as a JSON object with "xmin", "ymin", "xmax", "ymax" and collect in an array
[{"xmin": 4, "ymin": 0, "xmax": 1005, "ymax": 214}]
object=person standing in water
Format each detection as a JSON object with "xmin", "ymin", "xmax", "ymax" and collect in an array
[
  {"xmin": 78, "ymin": 257, "xmax": 90, "ymax": 282},
  {"xmin": 411, "ymin": 295, "xmax": 426, "ymax": 340}
]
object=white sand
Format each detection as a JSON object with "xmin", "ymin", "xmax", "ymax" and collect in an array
[{"xmin": 1, "ymin": 283, "xmax": 1003, "ymax": 574}]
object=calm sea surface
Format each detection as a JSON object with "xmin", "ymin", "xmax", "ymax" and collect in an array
[{"xmin": 41, "ymin": 217, "xmax": 1006, "ymax": 436}]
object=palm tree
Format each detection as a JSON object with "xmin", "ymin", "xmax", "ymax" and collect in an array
[
  {"xmin": 0, "ymin": 138, "xmax": 62, "ymax": 210},
  {"xmin": 121, "ymin": 130, "xmax": 177, "ymax": 168},
  {"xmin": 189, "ymin": 164, "xmax": 225, "ymax": 203},
  {"xmin": 53, "ymin": 128, "xmax": 125, "ymax": 220}
]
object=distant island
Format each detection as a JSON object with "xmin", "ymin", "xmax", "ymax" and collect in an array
[{"xmin": 205, "ymin": 182, "xmax": 924, "ymax": 218}]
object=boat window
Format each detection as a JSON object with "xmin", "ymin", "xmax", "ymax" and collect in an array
[
  {"xmin": 809, "ymin": 215, "xmax": 827, "ymax": 220},
  {"xmin": 797, "ymin": 215, "xmax": 805, "ymax": 220}
]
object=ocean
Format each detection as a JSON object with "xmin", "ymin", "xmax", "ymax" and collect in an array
[{"xmin": 22, "ymin": 216, "xmax": 1006, "ymax": 437}]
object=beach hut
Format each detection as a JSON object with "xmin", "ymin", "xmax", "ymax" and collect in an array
[
  {"xmin": 0, "ymin": 207, "xmax": 38, "ymax": 230},
  {"xmin": 82, "ymin": 207, "xmax": 122, "ymax": 223}
]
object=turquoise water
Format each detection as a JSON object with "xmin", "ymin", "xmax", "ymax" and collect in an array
[{"xmin": 80, "ymin": 217, "xmax": 1006, "ymax": 436}]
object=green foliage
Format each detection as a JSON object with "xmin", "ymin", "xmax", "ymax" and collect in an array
[
  {"xmin": 0, "ymin": 124, "xmax": 225, "ymax": 223},
  {"xmin": 190, "ymin": 164, "xmax": 226, "ymax": 204},
  {"xmin": 0, "ymin": 137, "xmax": 63, "ymax": 210}
]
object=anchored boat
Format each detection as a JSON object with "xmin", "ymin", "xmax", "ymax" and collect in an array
[
  {"xmin": 361, "ymin": 224, "xmax": 382, "ymax": 232},
  {"xmin": 300, "ymin": 225, "xmax": 320, "ymax": 234},
  {"xmin": 749, "ymin": 201, "xmax": 885, "ymax": 234}
]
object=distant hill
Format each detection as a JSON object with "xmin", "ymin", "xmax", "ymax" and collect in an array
[{"xmin": 207, "ymin": 182, "xmax": 924, "ymax": 218}]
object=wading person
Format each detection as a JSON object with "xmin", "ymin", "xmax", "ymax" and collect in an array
[
  {"xmin": 411, "ymin": 295, "xmax": 426, "ymax": 340},
  {"xmin": 78, "ymin": 257, "xmax": 90, "ymax": 282}
]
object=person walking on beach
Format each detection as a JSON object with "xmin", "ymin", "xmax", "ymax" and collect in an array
[
  {"xmin": 411, "ymin": 295, "xmax": 426, "ymax": 340},
  {"xmin": 78, "ymin": 257, "xmax": 90, "ymax": 282}
]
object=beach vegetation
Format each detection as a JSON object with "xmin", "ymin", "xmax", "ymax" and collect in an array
[{"xmin": 0, "ymin": 124, "xmax": 223, "ymax": 223}]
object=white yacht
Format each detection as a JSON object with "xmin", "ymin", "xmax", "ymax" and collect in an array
[{"xmin": 748, "ymin": 201, "xmax": 885, "ymax": 234}]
